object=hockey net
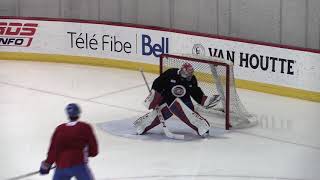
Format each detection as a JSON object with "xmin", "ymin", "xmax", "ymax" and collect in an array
[{"xmin": 160, "ymin": 54, "xmax": 257, "ymax": 130}]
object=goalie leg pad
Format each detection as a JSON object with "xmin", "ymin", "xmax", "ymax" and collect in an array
[
  {"xmin": 143, "ymin": 89, "xmax": 163, "ymax": 110},
  {"xmin": 133, "ymin": 110, "xmax": 158, "ymax": 135},
  {"xmin": 169, "ymin": 98, "xmax": 210, "ymax": 136},
  {"xmin": 134, "ymin": 104, "xmax": 172, "ymax": 134}
]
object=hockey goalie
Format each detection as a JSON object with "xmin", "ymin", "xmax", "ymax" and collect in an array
[{"xmin": 134, "ymin": 63, "xmax": 221, "ymax": 137}]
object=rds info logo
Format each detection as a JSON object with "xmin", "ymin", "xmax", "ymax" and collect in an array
[
  {"xmin": 141, "ymin": 34, "xmax": 169, "ymax": 57},
  {"xmin": 0, "ymin": 22, "xmax": 38, "ymax": 47}
]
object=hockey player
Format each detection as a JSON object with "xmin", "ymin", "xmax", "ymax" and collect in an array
[
  {"xmin": 39, "ymin": 103, "xmax": 98, "ymax": 180},
  {"xmin": 134, "ymin": 63, "xmax": 220, "ymax": 136}
]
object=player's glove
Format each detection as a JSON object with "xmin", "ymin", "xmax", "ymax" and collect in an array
[
  {"xmin": 39, "ymin": 161, "xmax": 52, "ymax": 175},
  {"xmin": 143, "ymin": 89, "xmax": 163, "ymax": 109},
  {"xmin": 201, "ymin": 95, "xmax": 221, "ymax": 109}
]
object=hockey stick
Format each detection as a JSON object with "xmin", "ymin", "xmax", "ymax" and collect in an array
[
  {"xmin": 139, "ymin": 68, "xmax": 184, "ymax": 140},
  {"xmin": 6, "ymin": 166, "xmax": 56, "ymax": 180}
]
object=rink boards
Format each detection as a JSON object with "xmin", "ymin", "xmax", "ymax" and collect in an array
[{"xmin": 0, "ymin": 16, "xmax": 319, "ymax": 102}]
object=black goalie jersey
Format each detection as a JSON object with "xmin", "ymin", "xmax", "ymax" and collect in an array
[{"xmin": 151, "ymin": 68, "xmax": 205, "ymax": 107}]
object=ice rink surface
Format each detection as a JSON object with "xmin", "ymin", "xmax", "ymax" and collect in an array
[{"xmin": 0, "ymin": 60, "xmax": 319, "ymax": 180}]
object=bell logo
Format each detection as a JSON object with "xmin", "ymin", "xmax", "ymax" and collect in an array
[
  {"xmin": 0, "ymin": 22, "xmax": 38, "ymax": 47},
  {"xmin": 141, "ymin": 34, "xmax": 169, "ymax": 57}
]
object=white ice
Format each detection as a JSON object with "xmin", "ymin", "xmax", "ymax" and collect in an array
[{"xmin": 0, "ymin": 60, "xmax": 319, "ymax": 180}]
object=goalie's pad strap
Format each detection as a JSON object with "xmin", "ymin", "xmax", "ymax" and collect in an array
[
  {"xmin": 134, "ymin": 104, "xmax": 172, "ymax": 134},
  {"xmin": 143, "ymin": 89, "xmax": 163, "ymax": 109},
  {"xmin": 169, "ymin": 98, "xmax": 210, "ymax": 135}
]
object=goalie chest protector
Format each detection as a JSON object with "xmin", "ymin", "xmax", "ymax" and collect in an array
[{"xmin": 152, "ymin": 68, "xmax": 204, "ymax": 105}]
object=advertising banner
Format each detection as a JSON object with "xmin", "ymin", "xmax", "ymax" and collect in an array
[{"xmin": 1, "ymin": 18, "xmax": 319, "ymax": 93}]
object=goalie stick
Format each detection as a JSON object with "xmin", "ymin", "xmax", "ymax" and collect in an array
[
  {"xmin": 6, "ymin": 166, "xmax": 56, "ymax": 180},
  {"xmin": 139, "ymin": 68, "xmax": 184, "ymax": 140}
]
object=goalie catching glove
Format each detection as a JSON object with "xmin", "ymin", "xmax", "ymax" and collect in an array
[{"xmin": 201, "ymin": 95, "xmax": 221, "ymax": 109}]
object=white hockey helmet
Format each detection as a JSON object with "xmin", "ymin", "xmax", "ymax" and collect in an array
[{"xmin": 180, "ymin": 62, "xmax": 194, "ymax": 81}]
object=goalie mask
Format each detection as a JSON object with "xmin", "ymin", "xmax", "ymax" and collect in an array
[{"xmin": 179, "ymin": 63, "xmax": 194, "ymax": 81}]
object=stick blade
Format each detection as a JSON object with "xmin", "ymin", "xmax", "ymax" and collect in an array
[{"xmin": 163, "ymin": 128, "xmax": 184, "ymax": 140}]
